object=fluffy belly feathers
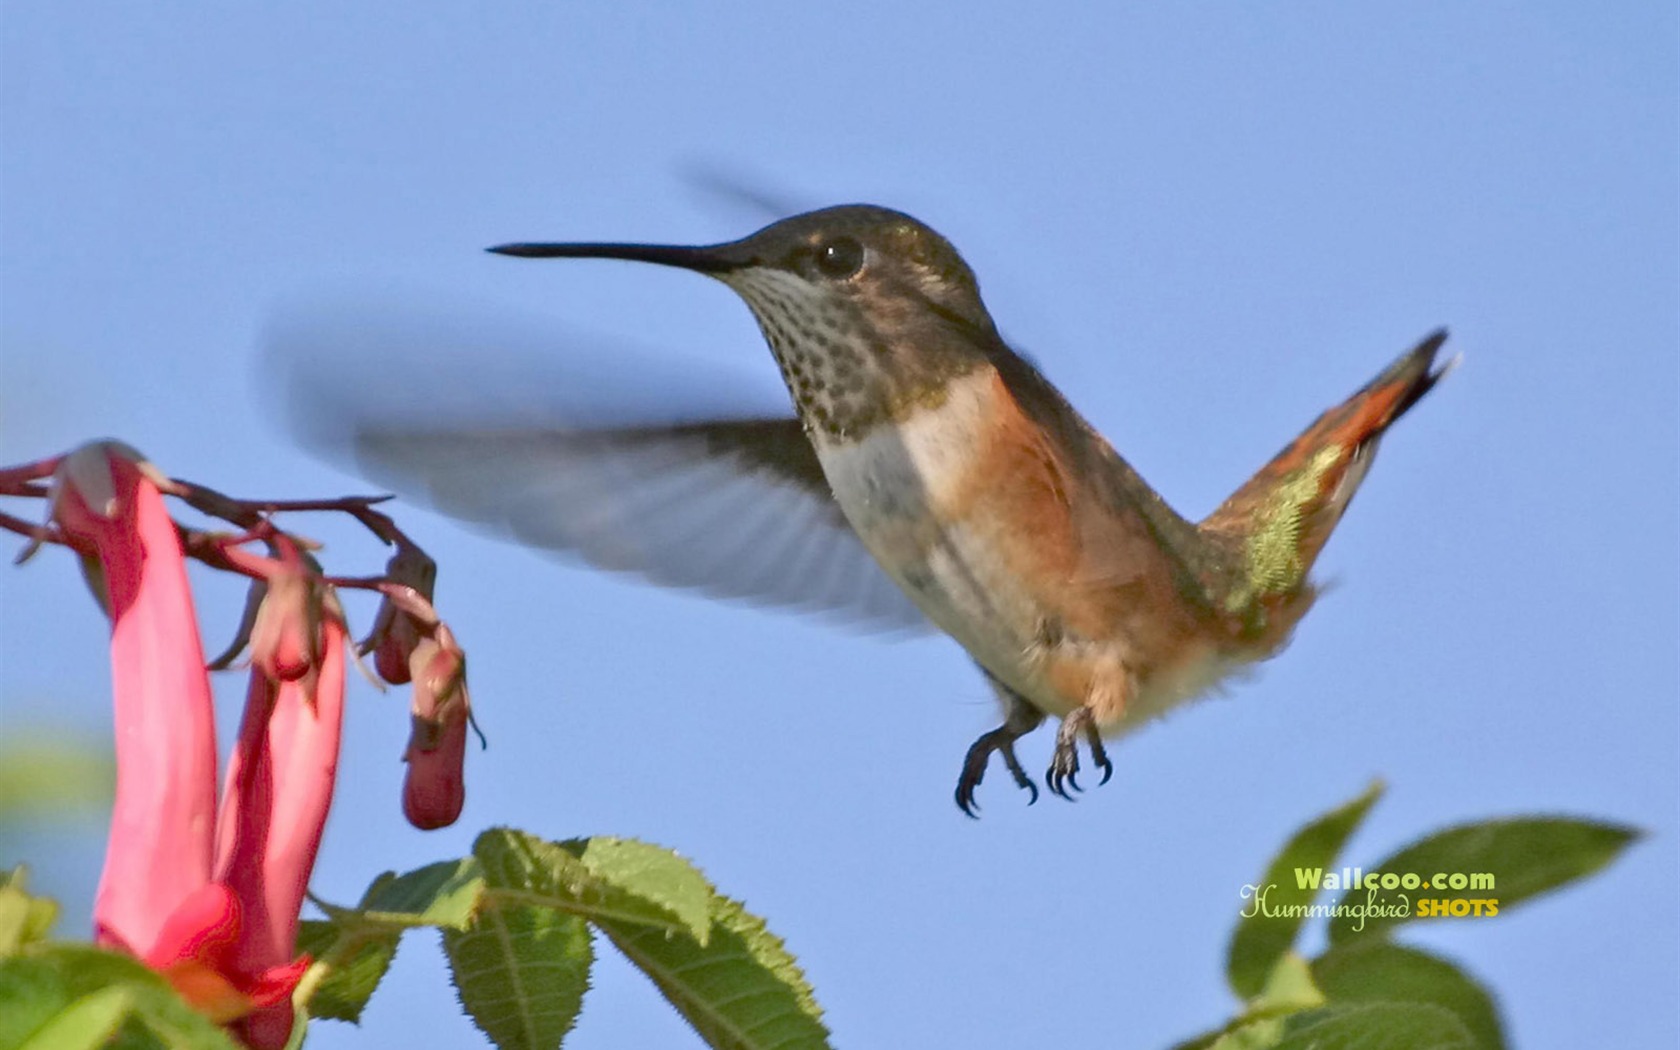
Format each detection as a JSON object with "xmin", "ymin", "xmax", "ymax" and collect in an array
[{"xmin": 813, "ymin": 368, "xmax": 1253, "ymax": 733}]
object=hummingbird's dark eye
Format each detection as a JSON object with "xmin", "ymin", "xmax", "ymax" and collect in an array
[{"xmin": 813, "ymin": 237, "xmax": 865, "ymax": 279}]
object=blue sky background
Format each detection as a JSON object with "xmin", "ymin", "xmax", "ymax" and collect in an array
[{"xmin": 2, "ymin": 4, "xmax": 1675, "ymax": 1047}]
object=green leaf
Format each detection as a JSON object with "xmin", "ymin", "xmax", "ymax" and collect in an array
[
  {"xmin": 0, "ymin": 869, "xmax": 59, "ymax": 957},
  {"xmin": 444, "ymin": 899, "xmax": 593, "ymax": 1050},
  {"xmin": 437, "ymin": 828, "xmax": 731, "ymax": 1050},
  {"xmin": 294, "ymin": 920, "xmax": 400, "ymax": 1024},
  {"xmin": 297, "ymin": 859, "xmax": 485, "ymax": 1024},
  {"xmin": 1227, "ymin": 780, "xmax": 1384, "ymax": 998},
  {"xmin": 17, "ymin": 945, "xmax": 239, "ymax": 1050},
  {"xmin": 1249, "ymin": 952, "xmax": 1324, "ymax": 1015},
  {"xmin": 296, "ymin": 830, "xmax": 824, "ymax": 1048},
  {"xmin": 1207, "ymin": 1018, "xmax": 1287, "ymax": 1050},
  {"xmin": 356, "ymin": 858, "xmax": 486, "ymax": 930},
  {"xmin": 1328, "ymin": 817, "xmax": 1640, "ymax": 944},
  {"xmin": 1166, "ymin": 955, "xmax": 1322, "ymax": 1050},
  {"xmin": 1312, "ymin": 941, "xmax": 1504, "ymax": 1050},
  {"xmin": 599, "ymin": 892, "xmax": 831, "ymax": 1050},
  {"xmin": 1272, "ymin": 1002, "xmax": 1476, "ymax": 1050},
  {"xmin": 558, "ymin": 836, "xmax": 713, "ymax": 945},
  {"xmin": 113, "ymin": 983, "xmax": 243, "ymax": 1050},
  {"xmin": 16, "ymin": 986, "xmax": 133, "ymax": 1050},
  {"xmin": 1163, "ymin": 1027, "xmax": 1225, "ymax": 1050},
  {"xmin": 0, "ymin": 957, "xmax": 72, "ymax": 1050},
  {"xmin": 475, "ymin": 829, "xmax": 711, "ymax": 943},
  {"xmin": 31, "ymin": 945, "xmax": 157, "ymax": 996}
]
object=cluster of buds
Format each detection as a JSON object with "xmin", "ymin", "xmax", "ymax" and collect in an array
[
  {"xmin": 363, "ymin": 563, "xmax": 473, "ymax": 831},
  {"xmin": 0, "ymin": 441, "xmax": 477, "ymax": 1048}
]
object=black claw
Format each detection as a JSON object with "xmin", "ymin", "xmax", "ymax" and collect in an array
[
  {"xmin": 955, "ymin": 774, "xmax": 983, "ymax": 819},
  {"xmin": 956, "ymin": 790, "xmax": 977, "ymax": 818},
  {"xmin": 954, "ymin": 689, "xmax": 1046, "ymax": 815},
  {"xmin": 955, "ymin": 698, "xmax": 1115, "ymax": 813},
  {"xmin": 955, "ymin": 755, "xmax": 996, "ymax": 818},
  {"xmin": 956, "ymin": 734, "xmax": 993, "ymax": 818},
  {"xmin": 999, "ymin": 740, "xmax": 1036, "ymax": 804},
  {"xmin": 956, "ymin": 769, "xmax": 984, "ymax": 817},
  {"xmin": 1047, "ymin": 734, "xmax": 1081, "ymax": 799},
  {"xmin": 1044, "ymin": 707, "xmax": 1115, "ymax": 802},
  {"xmin": 1083, "ymin": 718, "xmax": 1113, "ymax": 786},
  {"xmin": 1047, "ymin": 767, "xmax": 1078, "ymax": 802}
]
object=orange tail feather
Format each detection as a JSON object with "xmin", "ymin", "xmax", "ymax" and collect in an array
[{"xmin": 1202, "ymin": 329, "xmax": 1456, "ymax": 574}]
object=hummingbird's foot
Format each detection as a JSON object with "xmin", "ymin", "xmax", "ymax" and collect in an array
[
  {"xmin": 956, "ymin": 673, "xmax": 1046, "ymax": 818},
  {"xmin": 956, "ymin": 726, "xmax": 1038, "ymax": 817},
  {"xmin": 1046, "ymin": 707, "xmax": 1112, "ymax": 801}
]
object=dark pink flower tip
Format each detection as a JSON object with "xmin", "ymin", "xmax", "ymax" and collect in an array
[
  {"xmin": 232, "ymin": 1001, "xmax": 303, "ymax": 1050},
  {"xmin": 140, "ymin": 883, "xmax": 243, "ymax": 971},
  {"xmin": 52, "ymin": 444, "xmax": 219, "ymax": 962},
  {"xmin": 129, "ymin": 883, "xmax": 308, "ymax": 1032}
]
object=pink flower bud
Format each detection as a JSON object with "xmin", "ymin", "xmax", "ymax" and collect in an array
[
  {"xmin": 248, "ymin": 572, "xmax": 320, "ymax": 682},
  {"xmin": 401, "ymin": 628, "xmax": 470, "ymax": 830},
  {"xmin": 361, "ymin": 544, "xmax": 437, "ymax": 686},
  {"xmin": 220, "ymin": 535, "xmax": 338, "ymax": 687},
  {"xmin": 371, "ymin": 605, "xmax": 422, "ymax": 685}
]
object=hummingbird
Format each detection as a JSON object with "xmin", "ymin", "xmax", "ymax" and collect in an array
[{"xmin": 325, "ymin": 204, "xmax": 1454, "ymax": 816}]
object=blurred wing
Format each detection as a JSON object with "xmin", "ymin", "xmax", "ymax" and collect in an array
[{"xmin": 266, "ymin": 292, "xmax": 930, "ymax": 633}]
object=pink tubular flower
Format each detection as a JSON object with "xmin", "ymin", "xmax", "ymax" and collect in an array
[
  {"xmin": 51, "ymin": 445, "xmax": 219, "ymax": 965},
  {"xmin": 51, "ymin": 443, "xmax": 344, "ymax": 1049},
  {"xmin": 214, "ymin": 620, "xmax": 346, "ymax": 1048}
]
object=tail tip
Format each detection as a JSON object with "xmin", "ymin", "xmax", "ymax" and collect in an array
[
  {"xmin": 1411, "ymin": 327, "xmax": 1459, "ymax": 385},
  {"xmin": 1433, "ymin": 350, "xmax": 1464, "ymax": 384}
]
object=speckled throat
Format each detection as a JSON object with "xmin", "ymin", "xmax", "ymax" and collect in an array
[{"xmin": 722, "ymin": 267, "xmax": 985, "ymax": 442}]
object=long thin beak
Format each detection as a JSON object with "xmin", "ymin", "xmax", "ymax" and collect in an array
[{"xmin": 485, "ymin": 240, "xmax": 746, "ymax": 274}]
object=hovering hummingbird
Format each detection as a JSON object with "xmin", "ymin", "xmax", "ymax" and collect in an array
[{"xmin": 320, "ymin": 205, "xmax": 1454, "ymax": 816}]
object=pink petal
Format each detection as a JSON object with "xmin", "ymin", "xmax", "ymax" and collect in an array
[
  {"xmin": 142, "ymin": 884, "xmax": 308, "ymax": 1040},
  {"xmin": 55, "ymin": 447, "xmax": 217, "ymax": 958},
  {"xmin": 141, "ymin": 883, "xmax": 242, "ymax": 971}
]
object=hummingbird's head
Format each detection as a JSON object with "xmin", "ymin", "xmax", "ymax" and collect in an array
[{"xmin": 490, "ymin": 205, "xmax": 1002, "ymax": 438}]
